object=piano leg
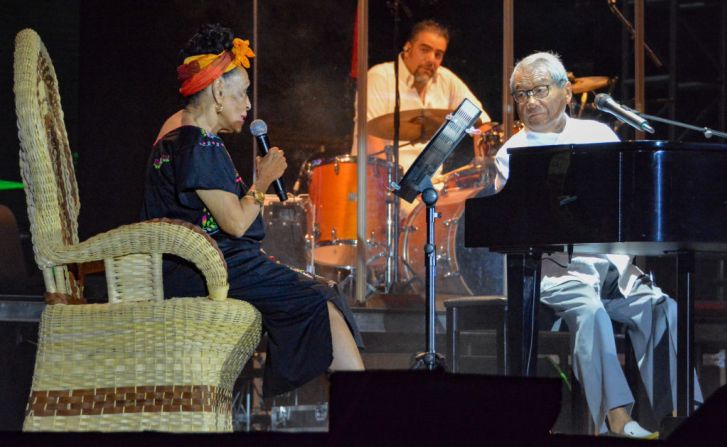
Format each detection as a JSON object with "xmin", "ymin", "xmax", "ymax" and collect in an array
[
  {"xmin": 675, "ymin": 252, "xmax": 695, "ymax": 417},
  {"xmin": 505, "ymin": 251, "xmax": 542, "ymax": 377}
]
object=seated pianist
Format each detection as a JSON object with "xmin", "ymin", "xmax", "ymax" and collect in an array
[{"xmin": 491, "ymin": 51, "xmax": 703, "ymax": 439}]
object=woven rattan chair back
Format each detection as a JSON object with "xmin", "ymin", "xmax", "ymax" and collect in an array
[
  {"xmin": 14, "ymin": 28, "xmax": 161, "ymax": 303},
  {"xmin": 14, "ymin": 28, "xmax": 80, "ymax": 299}
]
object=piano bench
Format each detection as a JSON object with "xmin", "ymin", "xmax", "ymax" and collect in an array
[
  {"xmin": 443, "ymin": 296, "xmax": 572, "ymax": 375},
  {"xmin": 444, "ymin": 296, "xmax": 506, "ymax": 374}
]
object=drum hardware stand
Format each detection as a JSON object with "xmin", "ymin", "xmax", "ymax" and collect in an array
[
  {"xmin": 410, "ymin": 180, "xmax": 446, "ymax": 371},
  {"xmin": 336, "ymin": 265, "xmax": 380, "ymax": 302},
  {"xmin": 305, "ymin": 203, "xmax": 318, "ymax": 275},
  {"xmin": 336, "ymin": 270, "xmax": 366, "ymax": 302},
  {"xmin": 398, "ymin": 266, "xmax": 423, "ymax": 293},
  {"xmin": 381, "ymin": 0, "xmax": 407, "ymax": 293},
  {"xmin": 329, "ymin": 236, "xmax": 389, "ymax": 301},
  {"xmin": 384, "ymin": 145, "xmax": 402, "ymax": 293},
  {"xmin": 398, "ymin": 249, "xmax": 421, "ymax": 286},
  {"xmin": 395, "ymin": 223, "xmax": 425, "ymax": 293},
  {"xmin": 304, "ymin": 234, "xmax": 316, "ymax": 275}
]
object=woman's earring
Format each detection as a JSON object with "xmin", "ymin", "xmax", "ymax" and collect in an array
[{"xmin": 215, "ymin": 103, "xmax": 224, "ymax": 114}]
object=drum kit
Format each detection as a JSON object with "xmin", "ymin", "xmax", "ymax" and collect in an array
[
  {"xmin": 260, "ymin": 74, "xmax": 610, "ymax": 300},
  {"xmin": 261, "ymin": 122, "xmax": 505, "ymax": 299}
]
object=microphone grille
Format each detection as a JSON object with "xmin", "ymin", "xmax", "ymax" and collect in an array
[
  {"xmin": 593, "ymin": 93, "xmax": 609, "ymax": 109},
  {"xmin": 250, "ymin": 119, "xmax": 268, "ymax": 137}
]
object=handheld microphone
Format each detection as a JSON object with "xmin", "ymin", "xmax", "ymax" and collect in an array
[
  {"xmin": 250, "ymin": 119, "xmax": 287, "ymax": 202},
  {"xmin": 594, "ymin": 93, "xmax": 655, "ymax": 134}
]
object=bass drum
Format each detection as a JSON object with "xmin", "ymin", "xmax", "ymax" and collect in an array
[{"xmin": 400, "ymin": 181, "xmax": 506, "ymax": 296}]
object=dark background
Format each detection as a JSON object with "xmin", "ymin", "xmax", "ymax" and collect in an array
[{"xmin": 1, "ymin": 0, "xmax": 724, "ymax": 241}]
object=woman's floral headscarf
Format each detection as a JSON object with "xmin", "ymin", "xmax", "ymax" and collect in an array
[{"xmin": 177, "ymin": 38, "xmax": 255, "ymax": 97}]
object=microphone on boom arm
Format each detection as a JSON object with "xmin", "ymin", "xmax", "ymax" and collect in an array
[{"xmin": 594, "ymin": 93, "xmax": 655, "ymax": 134}]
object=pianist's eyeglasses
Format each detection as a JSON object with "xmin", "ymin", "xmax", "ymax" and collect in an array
[{"xmin": 512, "ymin": 85, "xmax": 551, "ymax": 104}]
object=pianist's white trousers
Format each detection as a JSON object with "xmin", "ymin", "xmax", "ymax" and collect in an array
[{"xmin": 541, "ymin": 272, "xmax": 703, "ymax": 433}]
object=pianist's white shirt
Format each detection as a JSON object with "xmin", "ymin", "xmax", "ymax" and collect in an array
[{"xmin": 493, "ymin": 115, "xmax": 641, "ymax": 296}]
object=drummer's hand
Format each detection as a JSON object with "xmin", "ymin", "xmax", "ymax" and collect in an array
[{"xmin": 256, "ymin": 147, "xmax": 287, "ymax": 192}]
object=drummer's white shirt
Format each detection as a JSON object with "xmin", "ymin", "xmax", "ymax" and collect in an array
[
  {"xmin": 352, "ymin": 54, "xmax": 488, "ymax": 174},
  {"xmin": 493, "ymin": 115, "xmax": 640, "ymax": 295}
]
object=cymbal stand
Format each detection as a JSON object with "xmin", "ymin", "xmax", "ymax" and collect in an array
[
  {"xmin": 411, "ymin": 181, "xmax": 446, "ymax": 371},
  {"xmin": 384, "ymin": 0, "xmax": 404, "ymax": 292},
  {"xmin": 384, "ymin": 146, "xmax": 400, "ymax": 292}
]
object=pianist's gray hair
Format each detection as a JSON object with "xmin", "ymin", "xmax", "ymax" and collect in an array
[{"xmin": 510, "ymin": 51, "xmax": 569, "ymax": 91}]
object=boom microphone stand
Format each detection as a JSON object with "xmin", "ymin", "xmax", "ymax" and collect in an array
[{"xmin": 633, "ymin": 112, "xmax": 727, "ymax": 140}]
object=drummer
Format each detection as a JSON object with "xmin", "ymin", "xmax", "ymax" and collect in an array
[{"xmin": 351, "ymin": 20, "xmax": 491, "ymax": 186}]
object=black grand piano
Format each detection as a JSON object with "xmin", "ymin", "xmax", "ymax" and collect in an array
[{"xmin": 465, "ymin": 140, "xmax": 727, "ymax": 417}]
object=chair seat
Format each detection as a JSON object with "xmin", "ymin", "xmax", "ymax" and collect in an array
[{"xmin": 23, "ymin": 297, "xmax": 261, "ymax": 432}]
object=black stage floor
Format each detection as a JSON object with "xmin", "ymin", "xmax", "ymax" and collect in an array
[{"xmin": 1, "ymin": 288, "xmax": 726, "ymax": 444}]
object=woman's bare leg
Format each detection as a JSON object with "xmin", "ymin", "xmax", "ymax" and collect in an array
[{"xmin": 327, "ymin": 301, "xmax": 364, "ymax": 371}]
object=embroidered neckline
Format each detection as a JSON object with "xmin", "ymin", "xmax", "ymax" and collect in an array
[{"xmin": 153, "ymin": 154, "xmax": 171, "ymax": 169}]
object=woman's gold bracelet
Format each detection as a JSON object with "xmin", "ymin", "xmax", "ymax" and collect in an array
[{"xmin": 246, "ymin": 189, "xmax": 265, "ymax": 206}]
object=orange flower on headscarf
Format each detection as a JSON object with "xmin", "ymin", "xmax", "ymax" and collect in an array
[{"xmin": 231, "ymin": 38, "xmax": 255, "ymax": 69}]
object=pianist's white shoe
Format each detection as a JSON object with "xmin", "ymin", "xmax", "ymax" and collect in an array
[{"xmin": 622, "ymin": 421, "xmax": 659, "ymax": 440}]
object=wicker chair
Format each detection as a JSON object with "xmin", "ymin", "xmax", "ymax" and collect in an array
[{"xmin": 14, "ymin": 28, "xmax": 261, "ymax": 432}]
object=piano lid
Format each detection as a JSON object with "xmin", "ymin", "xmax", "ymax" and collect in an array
[{"xmin": 464, "ymin": 140, "xmax": 727, "ymax": 255}]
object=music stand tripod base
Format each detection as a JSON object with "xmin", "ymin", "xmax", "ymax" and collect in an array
[{"xmin": 412, "ymin": 352, "xmax": 446, "ymax": 371}]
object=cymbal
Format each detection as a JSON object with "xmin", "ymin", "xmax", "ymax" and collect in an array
[
  {"xmin": 367, "ymin": 108, "xmax": 452, "ymax": 141},
  {"xmin": 571, "ymin": 76, "xmax": 610, "ymax": 94}
]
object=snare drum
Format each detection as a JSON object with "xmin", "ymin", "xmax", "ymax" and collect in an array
[
  {"xmin": 400, "ymin": 183, "xmax": 505, "ymax": 296},
  {"xmin": 307, "ymin": 155, "xmax": 393, "ymax": 267}
]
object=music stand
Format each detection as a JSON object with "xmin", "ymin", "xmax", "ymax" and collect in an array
[{"xmin": 391, "ymin": 98, "xmax": 482, "ymax": 370}]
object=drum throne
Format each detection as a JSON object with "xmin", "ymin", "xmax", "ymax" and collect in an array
[{"xmin": 14, "ymin": 28, "xmax": 261, "ymax": 432}]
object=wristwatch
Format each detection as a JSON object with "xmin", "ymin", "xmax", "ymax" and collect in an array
[{"xmin": 247, "ymin": 189, "xmax": 265, "ymax": 206}]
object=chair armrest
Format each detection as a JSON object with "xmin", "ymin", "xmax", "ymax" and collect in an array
[{"xmin": 37, "ymin": 218, "xmax": 229, "ymax": 300}]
